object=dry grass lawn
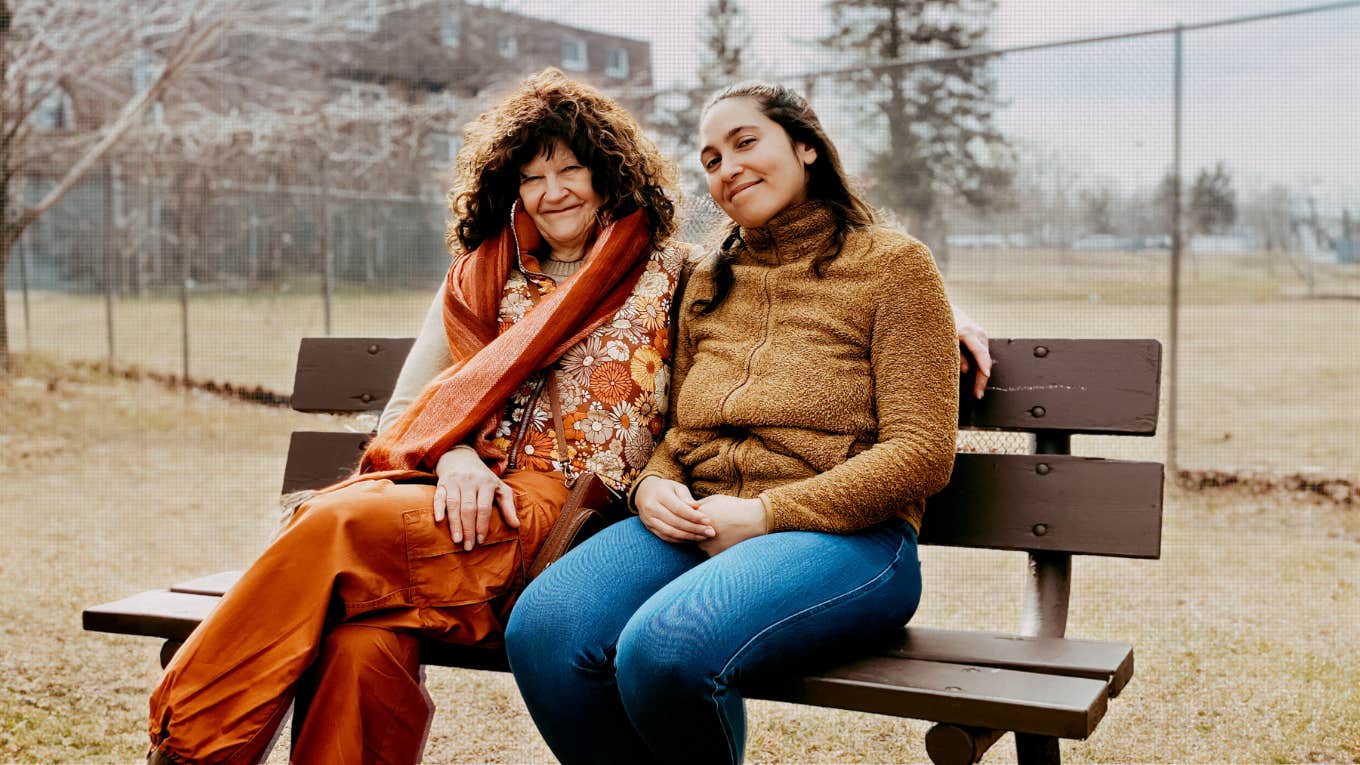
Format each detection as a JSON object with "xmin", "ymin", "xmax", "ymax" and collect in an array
[
  {"xmin": 8, "ymin": 251, "xmax": 1359, "ymax": 476},
  {"xmin": 2, "ymin": 352, "xmax": 1358, "ymax": 763}
]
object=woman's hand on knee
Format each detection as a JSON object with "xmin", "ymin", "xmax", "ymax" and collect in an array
[
  {"xmin": 634, "ymin": 476, "xmax": 714, "ymax": 544},
  {"xmin": 434, "ymin": 446, "xmax": 518, "ymax": 551}
]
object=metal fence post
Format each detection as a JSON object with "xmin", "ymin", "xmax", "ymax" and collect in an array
[
  {"xmin": 102, "ymin": 163, "xmax": 116, "ymax": 369},
  {"xmin": 1167, "ymin": 23, "xmax": 1184, "ymax": 476},
  {"xmin": 17, "ymin": 230, "xmax": 32, "ymax": 351}
]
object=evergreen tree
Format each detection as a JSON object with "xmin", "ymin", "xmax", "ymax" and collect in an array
[
  {"xmin": 821, "ymin": 0, "xmax": 1013, "ymax": 262},
  {"xmin": 1188, "ymin": 161, "xmax": 1236, "ymax": 235}
]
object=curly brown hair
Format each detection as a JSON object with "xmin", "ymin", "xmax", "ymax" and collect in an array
[{"xmin": 447, "ymin": 68, "xmax": 677, "ymax": 257}]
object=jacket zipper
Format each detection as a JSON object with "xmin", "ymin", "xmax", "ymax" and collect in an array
[{"xmin": 719, "ymin": 243, "xmax": 779, "ymax": 497}]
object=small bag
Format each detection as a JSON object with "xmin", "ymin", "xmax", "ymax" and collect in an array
[{"xmin": 526, "ymin": 471, "xmax": 628, "ymax": 581}]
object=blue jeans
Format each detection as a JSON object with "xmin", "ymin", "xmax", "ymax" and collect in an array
[{"xmin": 505, "ymin": 516, "xmax": 923, "ymax": 765}]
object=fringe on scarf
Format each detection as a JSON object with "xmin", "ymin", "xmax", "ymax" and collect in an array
[{"xmin": 276, "ymin": 490, "xmax": 317, "ymax": 533}]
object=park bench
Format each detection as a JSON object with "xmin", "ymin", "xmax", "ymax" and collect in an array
[{"xmin": 84, "ymin": 335, "xmax": 1164, "ymax": 765}]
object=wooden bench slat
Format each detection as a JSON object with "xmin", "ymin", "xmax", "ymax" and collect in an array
[
  {"xmin": 83, "ymin": 588, "xmax": 515, "ymax": 672},
  {"xmin": 282, "ymin": 431, "xmax": 369, "ymax": 494},
  {"xmin": 290, "ymin": 337, "xmax": 415, "ymax": 413},
  {"xmin": 922, "ymin": 453, "xmax": 1164, "ymax": 558},
  {"xmin": 288, "ymin": 337, "xmax": 1163, "ymax": 432},
  {"xmin": 83, "ymin": 592, "xmax": 1114, "ymax": 736},
  {"xmin": 960, "ymin": 339, "xmax": 1161, "ymax": 435},
  {"xmin": 91, "ymin": 577, "xmax": 1137, "ymax": 701},
  {"xmin": 171, "ymin": 571, "xmax": 244, "ymax": 596},
  {"xmin": 886, "ymin": 627, "xmax": 1134, "ymax": 697},
  {"xmin": 747, "ymin": 657, "xmax": 1109, "ymax": 739},
  {"xmin": 82, "ymin": 590, "xmax": 220, "ymax": 642},
  {"xmin": 281, "ymin": 446, "xmax": 1164, "ymax": 558}
]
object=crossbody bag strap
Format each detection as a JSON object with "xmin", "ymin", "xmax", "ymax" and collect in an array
[
  {"xmin": 520, "ymin": 270, "xmax": 578, "ymax": 486},
  {"xmin": 544, "ymin": 369, "xmax": 577, "ymax": 485}
]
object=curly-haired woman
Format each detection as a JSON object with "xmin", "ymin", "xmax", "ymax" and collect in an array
[{"xmin": 145, "ymin": 68, "xmax": 686, "ymax": 765}]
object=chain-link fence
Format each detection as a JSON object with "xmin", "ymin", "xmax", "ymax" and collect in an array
[{"xmin": 6, "ymin": 5, "xmax": 1357, "ymax": 477}]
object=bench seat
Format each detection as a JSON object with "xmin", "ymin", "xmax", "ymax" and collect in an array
[
  {"xmin": 83, "ymin": 337, "xmax": 1164, "ymax": 764},
  {"xmin": 83, "ymin": 571, "xmax": 1129, "ymax": 739}
]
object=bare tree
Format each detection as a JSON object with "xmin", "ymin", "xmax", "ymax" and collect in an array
[
  {"xmin": 0, "ymin": 0, "xmax": 290, "ymax": 374},
  {"xmin": 1080, "ymin": 186, "xmax": 1117, "ymax": 236},
  {"xmin": 651, "ymin": 0, "xmax": 750, "ymax": 201},
  {"xmin": 1243, "ymin": 184, "xmax": 1293, "ymax": 253},
  {"xmin": 1188, "ymin": 161, "xmax": 1236, "ymax": 236},
  {"xmin": 1002, "ymin": 142, "xmax": 1080, "ymax": 249},
  {"xmin": 0, "ymin": 0, "xmax": 494, "ymax": 373}
]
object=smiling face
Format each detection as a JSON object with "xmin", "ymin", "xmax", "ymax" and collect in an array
[
  {"xmin": 699, "ymin": 96, "xmax": 818, "ymax": 229},
  {"xmin": 518, "ymin": 139, "xmax": 604, "ymax": 261}
]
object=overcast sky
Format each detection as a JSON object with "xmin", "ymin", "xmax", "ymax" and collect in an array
[{"xmin": 509, "ymin": 1, "xmax": 1359, "ymax": 211}]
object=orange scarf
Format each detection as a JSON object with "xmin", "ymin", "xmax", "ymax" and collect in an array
[{"xmin": 328, "ymin": 205, "xmax": 652, "ymax": 491}]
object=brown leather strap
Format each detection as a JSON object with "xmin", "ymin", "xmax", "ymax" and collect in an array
[
  {"xmin": 544, "ymin": 370, "xmax": 575, "ymax": 484},
  {"xmin": 519, "ymin": 271, "xmax": 575, "ymax": 483},
  {"xmin": 505, "ymin": 374, "xmax": 546, "ymax": 470},
  {"xmin": 526, "ymin": 472, "xmax": 622, "ymax": 582}
]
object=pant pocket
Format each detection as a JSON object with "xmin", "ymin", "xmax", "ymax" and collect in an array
[{"xmin": 402, "ymin": 508, "xmax": 524, "ymax": 608}]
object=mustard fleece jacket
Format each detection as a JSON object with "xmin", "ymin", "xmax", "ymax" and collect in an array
[{"xmin": 634, "ymin": 200, "xmax": 959, "ymax": 534}]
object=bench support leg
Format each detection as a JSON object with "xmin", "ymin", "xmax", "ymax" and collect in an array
[
  {"xmin": 925, "ymin": 724, "xmax": 1006, "ymax": 764},
  {"xmin": 1010, "ymin": 435, "xmax": 1073, "ymax": 765},
  {"xmin": 1015, "ymin": 733, "xmax": 1061, "ymax": 765},
  {"xmin": 159, "ymin": 640, "xmax": 183, "ymax": 669}
]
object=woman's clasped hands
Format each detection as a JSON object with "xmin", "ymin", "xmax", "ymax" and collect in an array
[
  {"xmin": 433, "ymin": 446, "xmax": 519, "ymax": 551},
  {"xmin": 633, "ymin": 476, "xmax": 769, "ymax": 555}
]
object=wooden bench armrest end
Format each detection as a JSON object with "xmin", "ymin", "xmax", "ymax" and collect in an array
[{"xmin": 83, "ymin": 590, "xmax": 218, "ymax": 642}]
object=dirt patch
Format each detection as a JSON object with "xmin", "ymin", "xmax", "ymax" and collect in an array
[{"xmin": 1177, "ymin": 468, "xmax": 1359, "ymax": 507}]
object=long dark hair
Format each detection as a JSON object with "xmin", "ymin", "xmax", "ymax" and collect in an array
[{"xmin": 694, "ymin": 82, "xmax": 876, "ymax": 315}]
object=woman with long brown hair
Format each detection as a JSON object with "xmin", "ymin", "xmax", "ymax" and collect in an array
[
  {"xmin": 146, "ymin": 68, "xmax": 685, "ymax": 765},
  {"xmin": 507, "ymin": 80, "xmax": 963, "ymax": 765}
]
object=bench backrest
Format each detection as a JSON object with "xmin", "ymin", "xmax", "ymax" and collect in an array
[{"xmin": 283, "ymin": 337, "xmax": 1164, "ymax": 561}]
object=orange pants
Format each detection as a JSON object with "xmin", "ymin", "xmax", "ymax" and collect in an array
[{"xmin": 148, "ymin": 470, "xmax": 569, "ymax": 765}]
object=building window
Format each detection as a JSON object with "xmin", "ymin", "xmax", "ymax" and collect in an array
[
  {"xmin": 333, "ymin": 79, "xmax": 386, "ymax": 105},
  {"xmin": 287, "ymin": 0, "xmax": 324, "ymax": 21},
  {"xmin": 606, "ymin": 47, "xmax": 629, "ymax": 78},
  {"xmin": 562, "ymin": 37, "xmax": 587, "ymax": 71},
  {"xmin": 440, "ymin": 14, "xmax": 462, "ymax": 47},
  {"xmin": 28, "ymin": 84, "xmax": 74, "ymax": 130},
  {"xmin": 497, "ymin": 30, "xmax": 518, "ymax": 58},
  {"xmin": 428, "ymin": 131, "xmax": 462, "ymax": 167},
  {"xmin": 345, "ymin": 0, "xmax": 380, "ymax": 32}
]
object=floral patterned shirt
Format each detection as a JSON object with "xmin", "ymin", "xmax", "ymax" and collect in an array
[{"xmin": 491, "ymin": 242, "xmax": 686, "ymax": 492}]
